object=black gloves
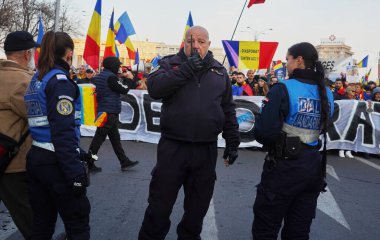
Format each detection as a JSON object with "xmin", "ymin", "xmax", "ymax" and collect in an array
[
  {"xmin": 72, "ymin": 177, "xmax": 88, "ymax": 197},
  {"xmin": 223, "ymin": 147, "xmax": 238, "ymax": 165},
  {"xmin": 187, "ymin": 52, "xmax": 203, "ymax": 72}
]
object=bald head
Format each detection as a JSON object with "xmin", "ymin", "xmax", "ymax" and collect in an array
[{"xmin": 184, "ymin": 25, "xmax": 211, "ymax": 59}]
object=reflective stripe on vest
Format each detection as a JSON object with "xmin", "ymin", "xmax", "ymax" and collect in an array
[{"xmin": 32, "ymin": 140, "xmax": 55, "ymax": 152}]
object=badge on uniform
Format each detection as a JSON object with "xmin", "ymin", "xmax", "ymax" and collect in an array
[{"xmin": 56, "ymin": 99, "xmax": 73, "ymax": 115}]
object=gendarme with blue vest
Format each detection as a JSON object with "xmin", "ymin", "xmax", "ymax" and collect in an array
[
  {"xmin": 24, "ymin": 62, "xmax": 84, "ymax": 181},
  {"xmin": 281, "ymin": 79, "xmax": 334, "ymax": 146}
]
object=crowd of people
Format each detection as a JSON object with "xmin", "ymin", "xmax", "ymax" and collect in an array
[{"xmin": 70, "ymin": 62, "xmax": 150, "ymax": 90}]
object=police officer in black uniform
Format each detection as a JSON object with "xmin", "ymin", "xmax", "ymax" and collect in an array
[
  {"xmin": 252, "ymin": 42, "xmax": 334, "ymax": 240},
  {"xmin": 24, "ymin": 31, "xmax": 90, "ymax": 239},
  {"xmin": 139, "ymin": 26, "xmax": 240, "ymax": 240},
  {"xmin": 87, "ymin": 56, "xmax": 139, "ymax": 172}
]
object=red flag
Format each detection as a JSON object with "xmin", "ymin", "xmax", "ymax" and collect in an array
[{"xmin": 248, "ymin": 0, "xmax": 266, "ymax": 8}]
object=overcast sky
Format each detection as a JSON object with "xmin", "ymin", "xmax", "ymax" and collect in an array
[{"xmin": 5, "ymin": 0, "xmax": 380, "ymax": 79}]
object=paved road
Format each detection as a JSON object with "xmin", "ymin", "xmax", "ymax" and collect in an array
[{"xmin": 2, "ymin": 137, "xmax": 380, "ymax": 240}]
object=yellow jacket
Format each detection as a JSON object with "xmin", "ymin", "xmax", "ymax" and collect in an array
[{"xmin": 0, "ymin": 60, "xmax": 33, "ymax": 173}]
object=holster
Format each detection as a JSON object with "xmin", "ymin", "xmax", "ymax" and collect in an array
[
  {"xmin": 285, "ymin": 135, "xmax": 301, "ymax": 159},
  {"xmin": 267, "ymin": 131, "xmax": 301, "ymax": 161}
]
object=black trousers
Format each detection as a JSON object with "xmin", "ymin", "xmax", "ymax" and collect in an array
[
  {"xmin": 27, "ymin": 146, "xmax": 91, "ymax": 240},
  {"xmin": 139, "ymin": 137, "xmax": 217, "ymax": 240},
  {"xmin": 252, "ymin": 149, "xmax": 323, "ymax": 240},
  {"xmin": 89, "ymin": 113, "xmax": 129, "ymax": 164},
  {"xmin": 0, "ymin": 172, "xmax": 33, "ymax": 239}
]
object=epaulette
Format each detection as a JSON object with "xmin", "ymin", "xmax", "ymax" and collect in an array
[
  {"xmin": 161, "ymin": 54, "xmax": 176, "ymax": 60},
  {"xmin": 56, "ymin": 74, "xmax": 68, "ymax": 81}
]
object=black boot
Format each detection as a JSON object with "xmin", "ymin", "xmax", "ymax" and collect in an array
[
  {"xmin": 86, "ymin": 151, "xmax": 102, "ymax": 172},
  {"xmin": 121, "ymin": 158, "xmax": 139, "ymax": 171}
]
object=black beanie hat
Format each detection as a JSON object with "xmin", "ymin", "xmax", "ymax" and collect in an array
[{"xmin": 103, "ymin": 57, "xmax": 121, "ymax": 74}]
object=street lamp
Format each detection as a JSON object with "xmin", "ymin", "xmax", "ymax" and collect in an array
[
  {"xmin": 244, "ymin": 27, "xmax": 273, "ymax": 41},
  {"xmin": 54, "ymin": 0, "xmax": 61, "ymax": 31}
]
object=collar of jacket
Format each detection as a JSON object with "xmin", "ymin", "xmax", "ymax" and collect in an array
[
  {"xmin": 54, "ymin": 59, "xmax": 70, "ymax": 75},
  {"xmin": 289, "ymin": 68, "xmax": 319, "ymax": 85},
  {"xmin": 0, "ymin": 59, "xmax": 32, "ymax": 73}
]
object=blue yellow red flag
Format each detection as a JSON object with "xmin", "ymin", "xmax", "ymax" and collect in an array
[
  {"xmin": 104, "ymin": 9, "xmax": 116, "ymax": 58},
  {"xmin": 115, "ymin": 11, "xmax": 136, "ymax": 59},
  {"xmin": 83, "ymin": 0, "xmax": 102, "ymax": 70},
  {"xmin": 357, "ymin": 55, "xmax": 368, "ymax": 68},
  {"xmin": 34, "ymin": 16, "xmax": 44, "ymax": 66},
  {"xmin": 180, "ymin": 11, "xmax": 194, "ymax": 49}
]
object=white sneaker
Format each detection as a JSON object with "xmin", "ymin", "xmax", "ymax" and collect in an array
[
  {"xmin": 339, "ymin": 150, "xmax": 345, "ymax": 158},
  {"xmin": 345, "ymin": 151, "xmax": 354, "ymax": 158}
]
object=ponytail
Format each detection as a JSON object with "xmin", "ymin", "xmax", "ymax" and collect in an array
[
  {"xmin": 38, "ymin": 31, "xmax": 56, "ymax": 80},
  {"xmin": 37, "ymin": 31, "xmax": 74, "ymax": 80},
  {"xmin": 315, "ymin": 61, "xmax": 330, "ymax": 133}
]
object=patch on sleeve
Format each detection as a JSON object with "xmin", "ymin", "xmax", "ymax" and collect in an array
[
  {"xmin": 56, "ymin": 99, "xmax": 73, "ymax": 115},
  {"xmin": 260, "ymin": 98, "xmax": 270, "ymax": 113},
  {"xmin": 56, "ymin": 74, "xmax": 68, "ymax": 80},
  {"xmin": 58, "ymin": 95, "xmax": 74, "ymax": 101}
]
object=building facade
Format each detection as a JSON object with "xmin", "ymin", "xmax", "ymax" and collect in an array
[{"xmin": 72, "ymin": 38, "xmax": 226, "ymax": 69}]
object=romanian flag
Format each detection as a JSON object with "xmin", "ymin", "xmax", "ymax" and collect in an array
[
  {"xmin": 104, "ymin": 9, "xmax": 116, "ymax": 58},
  {"xmin": 357, "ymin": 55, "xmax": 368, "ymax": 68},
  {"xmin": 180, "ymin": 12, "xmax": 194, "ymax": 49},
  {"xmin": 78, "ymin": 85, "xmax": 97, "ymax": 126},
  {"xmin": 273, "ymin": 61, "xmax": 285, "ymax": 78},
  {"xmin": 34, "ymin": 16, "xmax": 44, "ymax": 66},
  {"xmin": 248, "ymin": 0, "xmax": 266, "ymax": 8},
  {"xmin": 83, "ymin": 0, "xmax": 101, "ymax": 70},
  {"xmin": 94, "ymin": 112, "xmax": 108, "ymax": 127},
  {"xmin": 115, "ymin": 12, "xmax": 136, "ymax": 59},
  {"xmin": 222, "ymin": 40, "xmax": 278, "ymax": 70},
  {"xmin": 365, "ymin": 68, "xmax": 372, "ymax": 81}
]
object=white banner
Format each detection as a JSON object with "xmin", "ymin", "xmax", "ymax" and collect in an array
[
  {"xmin": 81, "ymin": 90, "xmax": 380, "ymax": 153},
  {"xmin": 327, "ymin": 100, "xmax": 380, "ymax": 154}
]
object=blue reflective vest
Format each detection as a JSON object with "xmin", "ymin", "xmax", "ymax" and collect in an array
[
  {"xmin": 24, "ymin": 69, "xmax": 81, "ymax": 146},
  {"xmin": 281, "ymin": 79, "xmax": 334, "ymax": 146}
]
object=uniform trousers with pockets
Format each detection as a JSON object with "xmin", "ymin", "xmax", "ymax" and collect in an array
[
  {"xmin": 252, "ymin": 148, "xmax": 323, "ymax": 240},
  {"xmin": 26, "ymin": 146, "xmax": 90, "ymax": 240},
  {"xmin": 139, "ymin": 137, "xmax": 218, "ymax": 240}
]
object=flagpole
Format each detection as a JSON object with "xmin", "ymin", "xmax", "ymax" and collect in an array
[{"xmin": 222, "ymin": 0, "xmax": 248, "ymax": 65}]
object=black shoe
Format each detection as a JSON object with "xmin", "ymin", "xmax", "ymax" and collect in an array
[
  {"xmin": 121, "ymin": 160, "xmax": 139, "ymax": 171},
  {"xmin": 88, "ymin": 162, "xmax": 102, "ymax": 172}
]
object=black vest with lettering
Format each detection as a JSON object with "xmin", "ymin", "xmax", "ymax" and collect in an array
[{"xmin": 94, "ymin": 69, "xmax": 121, "ymax": 113}]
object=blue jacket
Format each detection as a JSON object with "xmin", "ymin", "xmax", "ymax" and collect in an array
[{"xmin": 94, "ymin": 69, "xmax": 122, "ymax": 113}]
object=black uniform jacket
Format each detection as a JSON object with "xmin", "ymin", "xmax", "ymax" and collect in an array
[{"xmin": 147, "ymin": 50, "xmax": 240, "ymax": 147}]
